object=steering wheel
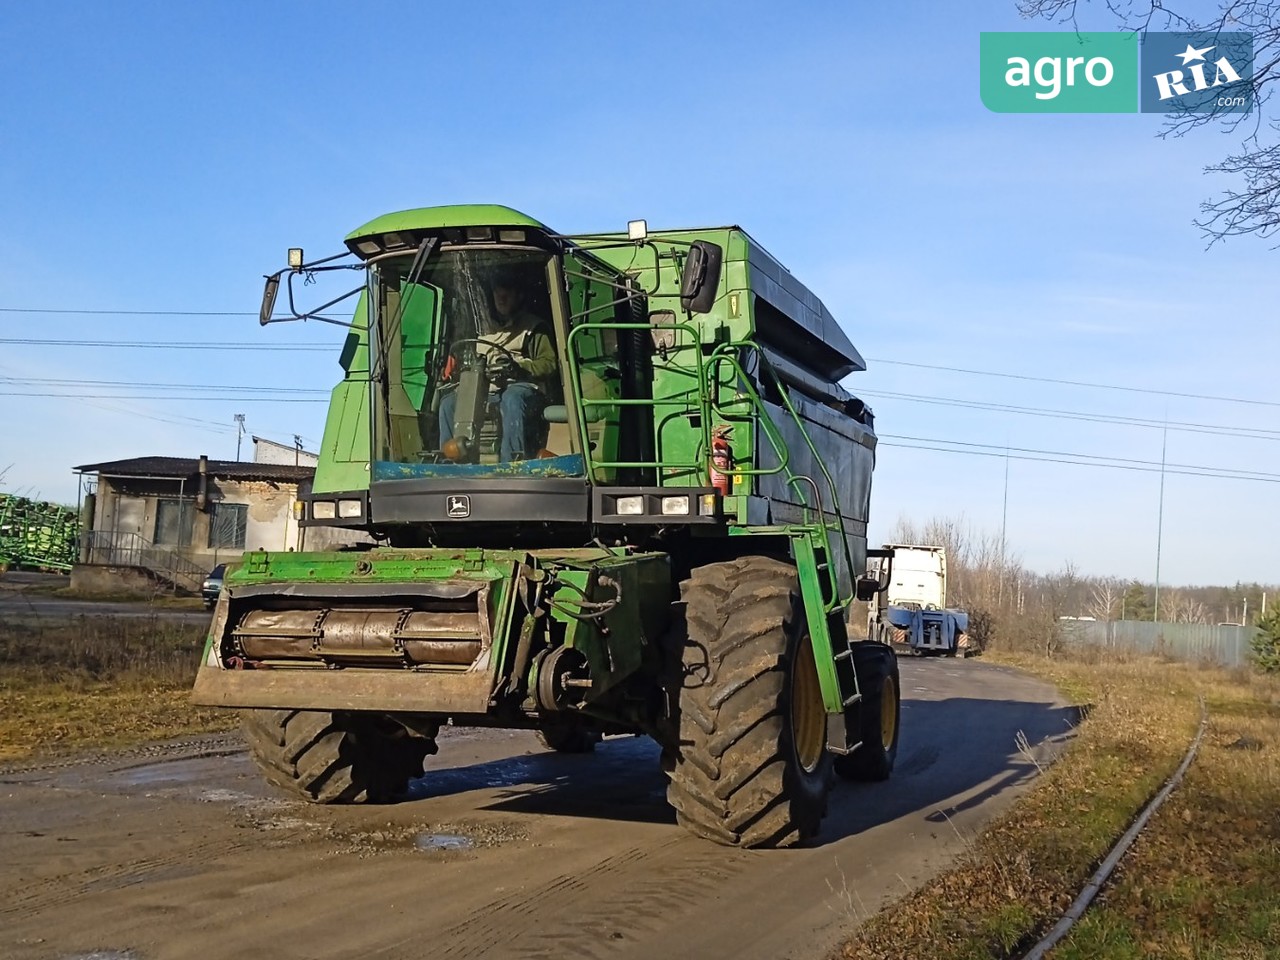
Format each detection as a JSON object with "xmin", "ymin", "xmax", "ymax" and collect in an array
[{"xmin": 448, "ymin": 337, "xmax": 521, "ymax": 372}]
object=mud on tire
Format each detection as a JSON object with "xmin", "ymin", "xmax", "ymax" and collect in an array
[
  {"xmin": 240, "ymin": 709, "xmax": 431, "ymax": 804},
  {"xmin": 666, "ymin": 556, "xmax": 833, "ymax": 848}
]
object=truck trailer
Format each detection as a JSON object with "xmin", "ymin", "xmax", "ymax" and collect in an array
[
  {"xmin": 192, "ymin": 205, "xmax": 898, "ymax": 847},
  {"xmin": 867, "ymin": 544, "xmax": 970, "ymax": 656}
]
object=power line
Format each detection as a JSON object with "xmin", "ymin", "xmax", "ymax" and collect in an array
[
  {"xmin": 0, "ymin": 393, "xmax": 326, "ymax": 402},
  {"xmin": 882, "ymin": 440, "xmax": 1280, "ymax": 484},
  {"xmin": 0, "ymin": 307, "xmax": 260, "ymax": 316},
  {"xmin": 880, "ymin": 432, "xmax": 1280, "ymax": 478},
  {"xmin": 0, "ymin": 308, "xmax": 341, "ymax": 321},
  {"xmin": 866, "ymin": 358, "xmax": 1280, "ymax": 409},
  {"xmin": 0, "ymin": 376, "xmax": 326, "ymax": 394},
  {"xmin": 860, "ymin": 389, "xmax": 1280, "ymax": 442},
  {"xmin": 0, "ymin": 338, "xmax": 336, "ymax": 351},
  {"xmin": 879, "ymin": 434, "xmax": 1280, "ymax": 483}
]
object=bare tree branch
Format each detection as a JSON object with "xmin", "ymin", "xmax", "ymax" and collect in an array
[{"xmin": 1020, "ymin": 0, "xmax": 1280, "ymax": 243}]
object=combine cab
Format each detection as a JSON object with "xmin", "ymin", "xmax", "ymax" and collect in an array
[{"xmin": 193, "ymin": 205, "xmax": 898, "ymax": 846}]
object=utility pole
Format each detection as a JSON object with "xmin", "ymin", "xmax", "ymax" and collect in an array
[
  {"xmin": 1153, "ymin": 420, "xmax": 1167, "ymax": 622},
  {"xmin": 294, "ymin": 434, "xmax": 302, "ymax": 467},
  {"xmin": 999, "ymin": 444, "xmax": 1010, "ymax": 606},
  {"xmin": 234, "ymin": 413, "xmax": 246, "ymax": 461}
]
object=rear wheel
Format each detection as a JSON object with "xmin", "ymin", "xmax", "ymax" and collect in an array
[
  {"xmin": 537, "ymin": 720, "xmax": 602, "ymax": 754},
  {"xmin": 833, "ymin": 643, "xmax": 900, "ymax": 782},
  {"xmin": 666, "ymin": 556, "xmax": 833, "ymax": 848},
  {"xmin": 240, "ymin": 709, "xmax": 432, "ymax": 803}
]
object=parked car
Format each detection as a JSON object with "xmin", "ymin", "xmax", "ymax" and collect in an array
[{"xmin": 202, "ymin": 564, "xmax": 227, "ymax": 609}]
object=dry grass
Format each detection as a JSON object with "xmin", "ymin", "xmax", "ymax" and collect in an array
[
  {"xmin": 0, "ymin": 618, "xmax": 235, "ymax": 761},
  {"xmin": 1052, "ymin": 667, "xmax": 1280, "ymax": 959},
  {"xmin": 839, "ymin": 650, "xmax": 1280, "ymax": 960}
]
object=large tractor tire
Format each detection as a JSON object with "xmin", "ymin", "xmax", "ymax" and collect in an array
[
  {"xmin": 538, "ymin": 721, "xmax": 602, "ymax": 754},
  {"xmin": 834, "ymin": 643, "xmax": 900, "ymax": 782},
  {"xmin": 666, "ymin": 556, "xmax": 833, "ymax": 848},
  {"xmin": 240, "ymin": 709, "xmax": 431, "ymax": 803}
]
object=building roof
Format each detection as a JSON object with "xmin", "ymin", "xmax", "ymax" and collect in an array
[{"xmin": 73, "ymin": 456, "xmax": 315, "ymax": 483}]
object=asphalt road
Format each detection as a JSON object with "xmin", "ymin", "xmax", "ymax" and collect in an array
[
  {"xmin": 0, "ymin": 572, "xmax": 211, "ymax": 624},
  {"xmin": 0, "ymin": 660, "xmax": 1077, "ymax": 960}
]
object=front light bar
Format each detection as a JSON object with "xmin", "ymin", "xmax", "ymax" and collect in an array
[
  {"xmin": 593, "ymin": 487, "xmax": 722, "ymax": 524},
  {"xmin": 297, "ymin": 490, "xmax": 370, "ymax": 527}
]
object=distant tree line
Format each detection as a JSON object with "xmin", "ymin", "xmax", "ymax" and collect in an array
[{"xmin": 877, "ymin": 516, "xmax": 1276, "ymax": 653}]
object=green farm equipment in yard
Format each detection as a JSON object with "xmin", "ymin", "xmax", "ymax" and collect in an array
[
  {"xmin": 0, "ymin": 494, "xmax": 79, "ymax": 571},
  {"xmin": 192, "ymin": 205, "xmax": 899, "ymax": 847}
]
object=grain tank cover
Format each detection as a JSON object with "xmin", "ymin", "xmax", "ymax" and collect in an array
[
  {"xmin": 737, "ymin": 229, "xmax": 865, "ymax": 381},
  {"xmin": 578, "ymin": 226, "xmax": 865, "ymax": 383}
]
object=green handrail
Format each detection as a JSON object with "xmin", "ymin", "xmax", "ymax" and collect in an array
[
  {"xmin": 709, "ymin": 341, "xmax": 856, "ymax": 609},
  {"xmin": 565, "ymin": 321, "xmax": 712, "ymax": 478}
]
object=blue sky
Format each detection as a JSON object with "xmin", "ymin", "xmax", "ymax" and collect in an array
[{"xmin": 1, "ymin": 1, "xmax": 1275, "ymax": 585}]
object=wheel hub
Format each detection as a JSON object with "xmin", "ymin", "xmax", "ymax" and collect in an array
[{"xmin": 790, "ymin": 635, "xmax": 826, "ymax": 773}]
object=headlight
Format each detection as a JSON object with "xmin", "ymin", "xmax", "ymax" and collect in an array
[
  {"xmin": 660, "ymin": 495, "xmax": 690, "ymax": 516},
  {"xmin": 616, "ymin": 495, "xmax": 644, "ymax": 516},
  {"xmin": 312, "ymin": 501, "xmax": 337, "ymax": 519},
  {"xmin": 337, "ymin": 499, "xmax": 362, "ymax": 518}
]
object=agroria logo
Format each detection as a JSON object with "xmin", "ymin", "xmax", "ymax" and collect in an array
[
  {"xmin": 1140, "ymin": 33, "xmax": 1253, "ymax": 113},
  {"xmin": 981, "ymin": 32, "xmax": 1253, "ymax": 114}
]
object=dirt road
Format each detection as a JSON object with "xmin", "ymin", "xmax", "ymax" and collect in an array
[{"xmin": 0, "ymin": 660, "xmax": 1076, "ymax": 960}]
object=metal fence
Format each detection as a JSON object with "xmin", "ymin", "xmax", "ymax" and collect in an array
[
  {"xmin": 1058, "ymin": 619, "xmax": 1260, "ymax": 668},
  {"xmin": 83, "ymin": 530, "xmax": 207, "ymax": 592}
]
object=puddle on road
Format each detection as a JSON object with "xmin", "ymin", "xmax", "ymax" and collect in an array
[
  {"xmin": 415, "ymin": 832, "xmax": 474, "ymax": 851},
  {"xmin": 329, "ymin": 819, "xmax": 525, "ymax": 857},
  {"xmin": 113, "ymin": 765, "xmax": 198, "ymax": 787},
  {"xmin": 198, "ymin": 788, "xmax": 256, "ymax": 803}
]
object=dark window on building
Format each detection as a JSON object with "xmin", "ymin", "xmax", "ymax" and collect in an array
[
  {"xmin": 154, "ymin": 499, "xmax": 194, "ymax": 546},
  {"xmin": 208, "ymin": 502, "xmax": 248, "ymax": 549}
]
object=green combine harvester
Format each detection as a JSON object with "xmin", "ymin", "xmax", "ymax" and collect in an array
[
  {"xmin": 0, "ymin": 494, "xmax": 79, "ymax": 572},
  {"xmin": 192, "ymin": 205, "xmax": 899, "ymax": 847}
]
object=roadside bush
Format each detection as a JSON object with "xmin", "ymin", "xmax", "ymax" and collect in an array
[
  {"xmin": 964, "ymin": 607, "xmax": 995, "ymax": 651},
  {"xmin": 1252, "ymin": 607, "xmax": 1280, "ymax": 674}
]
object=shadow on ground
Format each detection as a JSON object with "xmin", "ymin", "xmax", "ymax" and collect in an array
[
  {"xmin": 405, "ymin": 735, "xmax": 673, "ymax": 824},
  {"xmin": 402, "ymin": 693, "xmax": 1083, "ymax": 843},
  {"xmin": 819, "ymin": 697, "xmax": 1081, "ymax": 843}
]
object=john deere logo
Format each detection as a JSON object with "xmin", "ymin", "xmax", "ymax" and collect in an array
[
  {"xmin": 981, "ymin": 31, "xmax": 1252, "ymax": 114},
  {"xmin": 446, "ymin": 495, "xmax": 470, "ymax": 518}
]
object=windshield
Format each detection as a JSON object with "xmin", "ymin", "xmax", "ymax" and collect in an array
[{"xmin": 367, "ymin": 246, "xmax": 583, "ymax": 478}]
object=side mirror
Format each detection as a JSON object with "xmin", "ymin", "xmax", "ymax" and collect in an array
[
  {"xmin": 259, "ymin": 274, "xmax": 281, "ymax": 326},
  {"xmin": 679, "ymin": 240, "xmax": 723, "ymax": 314},
  {"xmin": 855, "ymin": 575, "xmax": 881, "ymax": 603}
]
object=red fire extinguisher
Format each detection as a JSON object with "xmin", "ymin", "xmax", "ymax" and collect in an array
[{"xmin": 709, "ymin": 427, "xmax": 733, "ymax": 496}]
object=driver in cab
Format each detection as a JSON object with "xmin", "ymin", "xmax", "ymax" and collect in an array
[{"xmin": 438, "ymin": 273, "xmax": 557, "ymax": 462}]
